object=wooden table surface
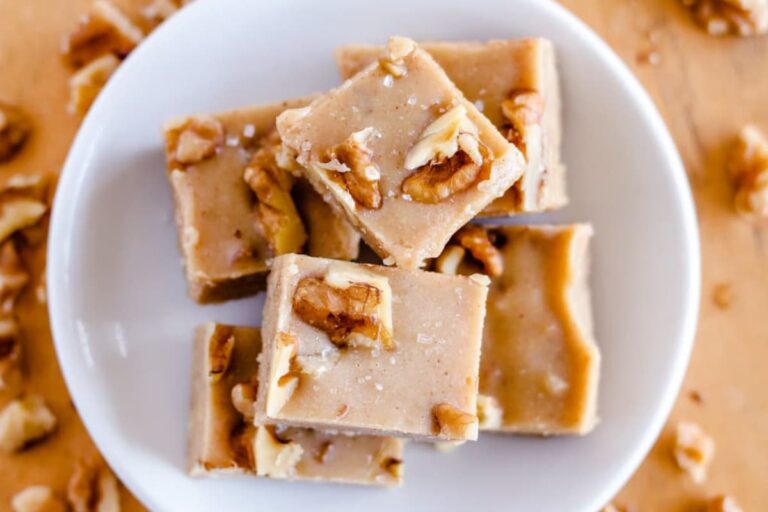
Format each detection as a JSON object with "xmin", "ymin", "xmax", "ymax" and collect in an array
[{"xmin": 1, "ymin": 0, "xmax": 766, "ymax": 510}]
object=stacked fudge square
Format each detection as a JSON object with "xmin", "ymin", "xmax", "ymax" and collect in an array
[{"xmin": 165, "ymin": 36, "xmax": 600, "ymax": 487}]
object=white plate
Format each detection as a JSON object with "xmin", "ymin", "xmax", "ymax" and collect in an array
[{"xmin": 48, "ymin": 0, "xmax": 700, "ymax": 510}]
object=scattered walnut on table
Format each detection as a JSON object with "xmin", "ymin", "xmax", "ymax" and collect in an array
[
  {"xmin": 0, "ymin": 102, "xmax": 31, "ymax": 163},
  {"xmin": 318, "ymin": 127, "xmax": 383, "ymax": 210},
  {"xmin": 254, "ymin": 425, "xmax": 304, "ymax": 478},
  {"xmin": 67, "ymin": 459, "xmax": 121, "ymax": 512},
  {"xmin": 706, "ymin": 494, "xmax": 744, "ymax": 512},
  {"xmin": 61, "ymin": 0, "xmax": 144, "ymax": 68},
  {"xmin": 712, "ymin": 282, "xmax": 733, "ymax": 309},
  {"xmin": 68, "ymin": 54, "xmax": 121, "ymax": 116},
  {"xmin": 431, "ymin": 403, "xmax": 478, "ymax": 439},
  {"xmin": 142, "ymin": 0, "xmax": 191, "ymax": 25},
  {"xmin": 681, "ymin": 0, "xmax": 768, "ymax": 36},
  {"xmin": 729, "ymin": 124, "xmax": 768, "ymax": 218},
  {"xmin": 402, "ymin": 105, "xmax": 491, "ymax": 203},
  {"xmin": 164, "ymin": 115, "xmax": 224, "ymax": 168},
  {"xmin": 673, "ymin": 421, "xmax": 715, "ymax": 483},
  {"xmin": 11, "ymin": 485, "xmax": 67, "ymax": 512},
  {"xmin": 0, "ymin": 394, "xmax": 57, "ymax": 453}
]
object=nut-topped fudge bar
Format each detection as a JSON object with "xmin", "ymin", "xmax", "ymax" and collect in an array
[
  {"xmin": 255, "ymin": 254, "xmax": 488, "ymax": 441},
  {"xmin": 189, "ymin": 322, "xmax": 403, "ymax": 485},
  {"xmin": 335, "ymin": 39, "xmax": 564, "ymax": 216},
  {"xmin": 277, "ymin": 37, "xmax": 524, "ymax": 269},
  {"xmin": 435, "ymin": 224, "xmax": 599, "ymax": 435},
  {"xmin": 163, "ymin": 99, "xmax": 359, "ymax": 303}
]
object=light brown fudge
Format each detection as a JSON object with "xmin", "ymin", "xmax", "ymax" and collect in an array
[
  {"xmin": 188, "ymin": 322, "xmax": 403, "ymax": 485},
  {"xmin": 294, "ymin": 180, "xmax": 360, "ymax": 260},
  {"xmin": 435, "ymin": 224, "xmax": 599, "ymax": 435},
  {"xmin": 277, "ymin": 37, "xmax": 524, "ymax": 269},
  {"xmin": 162, "ymin": 99, "xmax": 359, "ymax": 303},
  {"xmin": 335, "ymin": 39, "xmax": 565, "ymax": 216},
  {"xmin": 256, "ymin": 254, "xmax": 488, "ymax": 441}
]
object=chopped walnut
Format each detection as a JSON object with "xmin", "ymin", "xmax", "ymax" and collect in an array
[
  {"xmin": 68, "ymin": 54, "xmax": 120, "ymax": 116},
  {"xmin": 476, "ymin": 394, "xmax": 503, "ymax": 429},
  {"xmin": 266, "ymin": 332, "xmax": 299, "ymax": 416},
  {"xmin": 431, "ymin": 403, "xmax": 478, "ymax": 439},
  {"xmin": 673, "ymin": 421, "xmax": 715, "ymax": 483},
  {"xmin": 243, "ymin": 135, "xmax": 307, "ymax": 255},
  {"xmin": 11, "ymin": 486, "xmax": 67, "ymax": 512},
  {"xmin": 434, "ymin": 245, "xmax": 466, "ymax": 275},
  {"xmin": 231, "ymin": 379, "xmax": 257, "ymax": 420},
  {"xmin": 142, "ymin": 0, "xmax": 190, "ymax": 24},
  {"xmin": 67, "ymin": 460, "xmax": 121, "ymax": 512},
  {"xmin": 379, "ymin": 456, "xmax": 403, "ymax": 479},
  {"xmin": 163, "ymin": 115, "xmax": 224, "ymax": 168},
  {"xmin": 292, "ymin": 265, "xmax": 394, "ymax": 350},
  {"xmin": 0, "ymin": 241, "xmax": 29, "ymax": 314},
  {"xmin": 402, "ymin": 105, "xmax": 491, "ymax": 203},
  {"xmin": 0, "ymin": 197, "xmax": 47, "ymax": 244},
  {"xmin": 62, "ymin": 0, "xmax": 144, "ymax": 67},
  {"xmin": 453, "ymin": 225, "xmax": 504, "ymax": 277},
  {"xmin": 706, "ymin": 495, "xmax": 743, "ymax": 512},
  {"xmin": 319, "ymin": 127, "xmax": 383, "ymax": 210},
  {"xmin": 378, "ymin": 36, "xmax": 415, "ymax": 78},
  {"xmin": 254, "ymin": 425, "xmax": 304, "ymax": 478},
  {"xmin": 682, "ymin": 0, "xmax": 768, "ymax": 36},
  {"xmin": 207, "ymin": 325, "xmax": 234, "ymax": 382},
  {"xmin": 0, "ymin": 395, "xmax": 57, "ymax": 453},
  {"xmin": 0, "ymin": 102, "xmax": 31, "ymax": 163},
  {"xmin": 729, "ymin": 124, "xmax": 768, "ymax": 217},
  {"xmin": 500, "ymin": 90, "xmax": 544, "ymax": 155},
  {"xmin": 0, "ymin": 317, "xmax": 22, "ymax": 390}
]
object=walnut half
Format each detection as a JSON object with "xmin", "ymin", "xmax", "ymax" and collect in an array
[
  {"xmin": 431, "ymin": 403, "xmax": 478, "ymax": 440},
  {"xmin": 0, "ymin": 395, "xmax": 57, "ymax": 453},
  {"xmin": 682, "ymin": 0, "xmax": 768, "ymax": 36},
  {"xmin": 729, "ymin": 124, "xmax": 768, "ymax": 217},
  {"xmin": 318, "ymin": 127, "xmax": 383, "ymax": 210},
  {"xmin": 402, "ymin": 105, "xmax": 491, "ymax": 203},
  {"xmin": 0, "ymin": 102, "xmax": 31, "ymax": 164}
]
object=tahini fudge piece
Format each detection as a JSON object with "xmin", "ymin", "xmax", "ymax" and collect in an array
[
  {"xmin": 163, "ymin": 99, "xmax": 359, "ymax": 303},
  {"xmin": 277, "ymin": 37, "xmax": 524, "ymax": 269},
  {"xmin": 335, "ymin": 38, "xmax": 564, "ymax": 215},
  {"xmin": 435, "ymin": 224, "xmax": 599, "ymax": 435},
  {"xmin": 256, "ymin": 254, "xmax": 488, "ymax": 441},
  {"xmin": 188, "ymin": 323, "xmax": 403, "ymax": 485}
]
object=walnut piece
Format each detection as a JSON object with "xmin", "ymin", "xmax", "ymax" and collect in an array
[
  {"xmin": 673, "ymin": 421, "xmax": 715, "ymax": 483},
  {"xmin": 229, "ymin": 422, "xmax": 256, "ymax": 470},
  {"xmin": 707, "ymin": 495, "xmax": 743, "ymax": 512},
  {"xmin": 319, "ymin": 127, "xmax": 383, "ymax": 210},
  {"xmin": 431, "ymin": 403, "xmax": 478, "ymax": 440},
  {"xmin": 682, "ymin": 0, "xmax": 768, "ymax": 36},
  {"xmin": 266, "ymin": 332, "xmax": 299, "ymax": 416},
  {"xmin": 0, "ymin": 317, "xmax": 22, "ymax": 390},
  {"xmin": 434, "ymin": 244, "xmax": 466, "ymax": 275},
  {"xmin": 67, "ymin": 460, "xmax": 121, "ymax": 512},
  {"xmin": 501, "ymin": 90, "xmax": 544, "ymax": 154},
  {"xmin": 0, "ymin": 395, "xmax": 57, "ymax": 453},
  {"xmin": 243, "ymin": 135, "xmax": 307, "ymax": 256},
  {"xmin": 0, "ymin": 102, "xmax": 31, "ymax": 163},
  {"xmin": 378, "ymin": 36, "xmax": 415, "ymax": 78},
  {"xmin": 729, "ymin": 124, "xmax": 768, "ymax": 217},
  {"xmin": 292, "ymin": 264, "xmax": 394, "ymax": 350},
  {"xmin": 207, "ymin": 325, "xmax": 234, "ymax": 383},
  {"xmin": 142, "ymin": 0, "xmax": 190, "ymax": 23},
  {"xmin": 11, "ymin": 486, "xmax": 67, "ymax": 512},
  {"xmin": 0, "ymin": 197, "xmax": 47, "ymax": 245},
  {"xmin": 62, "ymin": 0, "xmax": 144, "ymax": 67},
  {"xmin": 378, "ymin": 456, "xmax": 404, "ymax": 480},
  {"xmin": 476, "ymin": 394, "xmax": 503, "ymax": 429},
  {"xmin": 163, "ymin": 115, "xmax": 224, "ymax": 168},
  {"xmin": 402, "ymin": 105, "xmax": 490, "ymax": 203},
  {"xmin": 230, "ymin": 379, "xmax": 257, "ymax": 420},
  {"xmin": 0, "ymin": 241, "xmax": 29, "ymax": 314},
  {"xmin": 254, "ymin": 425, "xmax": 304, "ymax": 478},
  {"xmin": 453, "ymin": 225, "xmax": 504, "ymax": 277},
  {"xmin": 68, "ymin": 54, "xmax": 120, "ymax": 116}
]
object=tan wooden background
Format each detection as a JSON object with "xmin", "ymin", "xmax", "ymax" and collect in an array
[{"xmin": 0, "ymin": 0, "xmax": 766, "ymax": 510}]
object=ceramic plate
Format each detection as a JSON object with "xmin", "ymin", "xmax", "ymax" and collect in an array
[{"xmin": 48, "ymin": 0, "xmax": 700, "ymax": 510}]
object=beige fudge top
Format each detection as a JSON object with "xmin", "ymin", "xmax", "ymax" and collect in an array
[
  {"xmin": 438, "ymin": 224, "xmax": 599, "ymax": 434},
  {"xmin": 163, "ymin": 99, "xmax": 359, "ymax": 303},
  {"xmin": 256, "ymin": 254, "xmax": 488, "ymax": 441},
  {"xmin": 277, "ymin": 37, "xmax": 524, "ymax": 269},
  {"xmin": 334, "ymin": 39, "xmax": 565, "ymax": 215},
  {"xmin": 188, "ymin": 323, "xmax": 403, "ymax": 485}
]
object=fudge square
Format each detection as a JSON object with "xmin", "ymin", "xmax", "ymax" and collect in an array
[
  {"xmin": 163, "ymin": 99, "xmax": 359, "ymax": 303},
  {"xmin": 335, "ymin": 38, "xmax": 565, "ymax": 216},
  {"xmin": 188, "ymin": 322, "xmax": 404, "ymax": 485},
  {"xmin": 277, "ymin": 37, "xmax": 524, "ymax": 269},
  {"xmin": 434, "ymin": 224, "xmax": 600, "ymax": 435},
  {"xmin": 256, "ymin": 254, "xmax": 489, "ymax": 441}
]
